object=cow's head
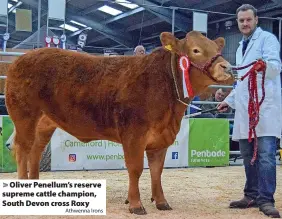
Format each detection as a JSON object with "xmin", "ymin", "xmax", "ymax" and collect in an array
[{"xmin": 160, "ymin": 31, "xmax": 234, "ymax": 91}]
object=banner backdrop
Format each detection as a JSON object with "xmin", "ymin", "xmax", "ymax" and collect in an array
[
  {"xmin": 0, "ymin": 115, "xmax": 231, "ymax": 173},
  {"xmin": 51, "ymin": 130, "xmax": 126, "ymax": 171},
  {"xmin": 188, "ymin": 118, "xmax": 229, "ymax": 167},
  {"xmin": 51, "ymin": 118, "xmax": 189, "ymax": 171}
]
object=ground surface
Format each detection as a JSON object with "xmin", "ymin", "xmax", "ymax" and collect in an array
[{"xmin": 0, "ymin": 165, "xmax": 281, "ymax": 219}]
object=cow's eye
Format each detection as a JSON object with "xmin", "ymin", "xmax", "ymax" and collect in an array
[{"xmin": 193, "ymin": 49, "xmax": 200, "ymax": 53}]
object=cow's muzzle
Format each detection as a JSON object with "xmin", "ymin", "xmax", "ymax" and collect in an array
[{"xmin": 221, "ymin": 63, "xmax": 235, "ymax": 76}]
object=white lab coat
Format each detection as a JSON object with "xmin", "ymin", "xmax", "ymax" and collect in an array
[{"xmin": 224, "ymin": 27, "xmax": 282, "ymax": 141}]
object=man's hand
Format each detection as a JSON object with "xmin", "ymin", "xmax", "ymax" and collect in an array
[
  {"xmin": 217, "ymin": 101, "xmax": 229, "ymax": 112},
  {"xmin": 253, "ymin": 59, "xmax": 266, "ymax": 73}
]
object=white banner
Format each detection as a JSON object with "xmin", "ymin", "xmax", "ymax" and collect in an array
[
  {"xmin": 48, "ymin": 0, "xmax": 66, "ymax": 21},
  {"xmin": 51, "ymin": 130, "xmax": 126, "ymax": 171},
  {"xmin": 193, "ymin": 12, "xmax": 208, "ymax": 33},
  {"xmin": 51, "ymin": 118, "xmax": 189, "ymax": 171},
  {"xmin": 0, "ymin": 0, "xmax": 8, "ymax": 16}
]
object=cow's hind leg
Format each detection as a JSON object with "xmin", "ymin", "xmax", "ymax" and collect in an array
[
  {"xmin": 123, "ymin": 139, "xmax": 146, "ymax": 215},
  {"xmin": 28, "ymin": 115, "xmax": 56, "ymax": 179},
  {"xmin": 146, "ymin": 148, "xmax": 172, "ymax": 210}
]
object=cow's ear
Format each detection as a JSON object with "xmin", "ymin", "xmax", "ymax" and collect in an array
[
  {"xmin": 214, "ymin": 37, "xmax": 225, "ymax": 53},
  {"xmin": 160, "ymin": 32, "xmax": 180, "ymax": 53}
]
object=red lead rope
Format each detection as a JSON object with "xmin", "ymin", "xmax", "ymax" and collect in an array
[{"xmin": 232, "ymin": 59, "xmax": 267, "ymax": 165}]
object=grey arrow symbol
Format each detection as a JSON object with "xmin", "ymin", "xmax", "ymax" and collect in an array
[{"xmin": 3, "ymin": 183, "xmax": 8, "ymax": 187}]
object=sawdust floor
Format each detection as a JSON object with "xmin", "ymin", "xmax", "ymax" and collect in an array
[{"xmin": 1, "ymin": 165, "xmax": 282, "ymax": 219}]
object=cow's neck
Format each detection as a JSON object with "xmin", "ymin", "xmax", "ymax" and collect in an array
[{"xmin": 189, "ymin": 69, "xmax": 211, "ymax": 95}]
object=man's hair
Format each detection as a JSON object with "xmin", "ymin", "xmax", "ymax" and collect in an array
[
  {"xmin": 134, "ymin": 45, "xmax": 145, "ymax": 53},
  {"xmin": 236, "ymin": 4, "xmax": 257, "ymax": 17},
  {"xmin": 217, "ymin": 88, "xmax": 227, "ymax": 93}
]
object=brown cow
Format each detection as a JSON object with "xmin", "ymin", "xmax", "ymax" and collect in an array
[{"xmin": 5, "ymin": 31, "xmax": 233, "ymax": 215}]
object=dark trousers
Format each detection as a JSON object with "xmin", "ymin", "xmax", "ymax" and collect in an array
[{"xmin": 239, "ymin": 136, "xmax": 277, "ymax": 205}]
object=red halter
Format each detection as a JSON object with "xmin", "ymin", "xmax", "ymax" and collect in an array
[{"xmin": 189, "ymin": 53, "xmax": 223, "ymax": 82}]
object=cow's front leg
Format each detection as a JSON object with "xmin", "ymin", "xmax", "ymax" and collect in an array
[
  {"xmin": 146, "ymin": 148, "xmax": 172, "ymax": 211},
  {"xmin": 123, "ymin": 141, "xmax": 146, "ymax": 215}
]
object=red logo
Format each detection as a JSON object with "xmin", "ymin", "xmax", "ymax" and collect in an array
[{"xmin": 69, "ymin": 154, "xmax": 76, "ymax": 162}]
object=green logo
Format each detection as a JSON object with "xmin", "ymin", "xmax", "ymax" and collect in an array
[
  {"xmin": 0, "ymin": 116, "xmax": 17, "ymax": 172},
  {"xmin": 188, "ymin": 118, "xmax": 229, "ymax": 167}
]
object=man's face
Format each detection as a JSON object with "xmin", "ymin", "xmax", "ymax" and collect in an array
[
  {"xmin": 135, "ymin": 48, "xmax": 145, "ymax": 56},
  {"xmin": 237, "ymin": 9, "xmax": 258, "ymax": 37},
  {"xmin": 215, "ymin": 89, "xmax": 226, "ymax": 101}
]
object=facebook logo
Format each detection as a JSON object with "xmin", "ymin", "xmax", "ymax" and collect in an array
[{"xmin": 172, "ymin": 152, "xmax": 178, "ymax": 160}]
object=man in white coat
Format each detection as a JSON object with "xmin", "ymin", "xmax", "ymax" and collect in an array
[{"xmin": 217, "ymin": 4, "xmax": 281, "ymax": 218}]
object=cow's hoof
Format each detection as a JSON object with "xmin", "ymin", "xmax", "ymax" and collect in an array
[
  {"xmin": 125, "ymin": 199, "xmax": 129, "ymax": 204},
  {"xmin": 156, "ymin": 203, "xmax": 172, "ymax": 211},
  {"xmin": 129, "ymin": 206, "xmax": 147, "ymax": 215},
  {"xmin": 151, "ymin": 198, "xmax": 172, "ymax": 210}
]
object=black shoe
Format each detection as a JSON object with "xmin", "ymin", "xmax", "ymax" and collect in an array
[
  {"xmin": 259, "ymin": 203, "xmax": 281, "ymax": 218},
  {"xmin": 229, "ymin": 196, "xmax": 258, "ymax": 208}
]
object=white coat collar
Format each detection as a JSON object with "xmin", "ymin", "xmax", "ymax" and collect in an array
[
  {"xmin": 238, "ymin": 27, "xmax": 263, "ymax": 63},
  {"xmin": 239, "ymin": 27, "xmax": 262, "ymax": 45}
]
